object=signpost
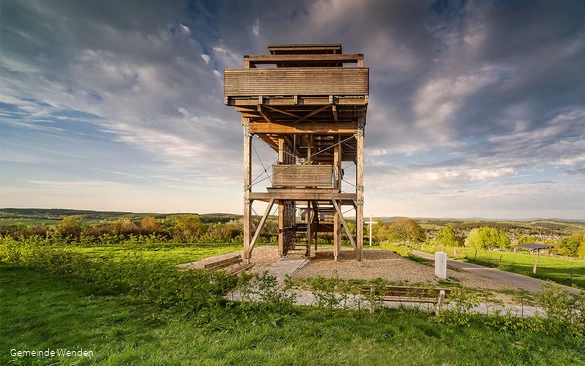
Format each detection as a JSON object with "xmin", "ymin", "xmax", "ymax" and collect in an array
[{"xmin": 365, "ymin": 214, "xmax": 377, "ymax": 246}]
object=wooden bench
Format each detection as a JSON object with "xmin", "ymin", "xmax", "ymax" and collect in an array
[
  {"xmin": 203, "ymin": 255, "xmax": 255, "ymax": 275},
  {"xmin": 361, "ymin": 285, "xmax": 451, "ymax": 313}
]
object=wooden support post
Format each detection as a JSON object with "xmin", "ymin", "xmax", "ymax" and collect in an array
[
  {"xmin": 333, "ymin": 136, "xmax": 342, "ymax": 260},
  {"xmin": 248, "ymin": 197, "xmax": 275, "ymax": 257},
  {"xmin": 243, "ymin": 121, "xmax": 252, "ymax": 263},
  {"xmin": 333, "ymin": 208, "xmax": 340, "ymax": 261},
  {"xmin": 533, "ymin": 250, "xmax": 540, "ymax": 274},
  {"xmin": 333, "ymin": 136, "xmax": 341, "ymax": 190},
  {"xmin": 277, "ymin": 138, "xmax": 285, "ymax": 257},
  {"xmin": 313, "ymin": 202, "xmax": 319, "ymax": 252},
  {"xmin": 356, "ymin": 124, "xmax": 364, "ymax": 263},
  {"xmin": 306, "ymin": 201, "xmax": 312, "ymax": 257},
  {"xmin": 278, "ymin": 203, "xmax": 284, "ymax": 257},
  {"xmin": 332, "ymin": 198, "xmax": 357, "ymax": 250}
]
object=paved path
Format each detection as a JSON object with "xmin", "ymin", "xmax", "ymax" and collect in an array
[
  {"xmin": 268, "ymin": 257, "xmax": 309, "ymax": 285},
  {"xmin": 412, "ymin": 251, "xmax": 579, "ymax": 294}
]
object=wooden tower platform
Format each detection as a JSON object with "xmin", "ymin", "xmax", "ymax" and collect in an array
[{"xmin": 224, "ymin": 44, "xmax": 369, "ymax": 263}]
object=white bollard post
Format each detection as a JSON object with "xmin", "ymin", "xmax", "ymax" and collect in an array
[{"xmin": 435, "ymin": 252, "xmax": 447, "ymax": 279}]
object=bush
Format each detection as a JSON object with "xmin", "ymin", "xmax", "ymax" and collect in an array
[
  {"xmin": 537, "ymin": 283, "xmax": 585, "ymax": 339},
  {"xmin": 0, "ymin": 236, "xmax": 236, "ymax": 308},
  {"xmin": 56, "ymin": 216, "xmax": 82, "ymax": 240}
]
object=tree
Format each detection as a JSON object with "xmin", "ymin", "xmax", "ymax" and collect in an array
[
  {"xmin": 139, "ymin": 216, "xmax": 160, "ymax": 235},
  {"xmin": 554, "ymin": 234, "xmax": 585, "ymax": 257},
  {"xmin": 56, "ymin": 216, "xmax": 82, "ymax": 239},
  {"xmin": 385, "ymin": 218, "xmax": 426, "ymax": 243},
  {"xmin": 436, "ymin": 225, "xmax": 462, "ymax": 247},
  {"xmin": 518, "ymin": 235, "xmax": 537, "ymax": 244},
  {"xmin": 173, "ymin": 215, "xmax": 207, "ymax": 242},
  {"xmin": 577, "ymin": 236, "xmax": 585, "ymax": 259},
  {"xmin": 109, "ymin": 218, "xmax": 139, "ymax": 236},
  {"xmin": 495, "ymin": 229, "xmax": 511, "ymax": 249},
  {"xmin": 465, "ymin": 227, "xmax": 510, "ymax": 249}
]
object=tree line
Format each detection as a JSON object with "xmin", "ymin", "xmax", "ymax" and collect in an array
[
  {"xmin": 2, "ymin": 215, "xmax": 584, "ymax": 258},
  {"xmin": 370, "ymin": 218, "xmax": 585, "ymax": 258}
]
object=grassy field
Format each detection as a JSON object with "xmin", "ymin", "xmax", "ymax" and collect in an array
[
  {"xmin": 382, "ymin": 243, "xmax": 585, "ymax": 289},
  {"xmin": 3, "ymin": 263, "xmax": 585, "ymax": 366},
  {"xmin": 0, "ymin": 217, "xmax": 61, "ymax": 226},
  {"xmin": 72, "ymin": 242, "xmax": 243, "ymax": 265}
]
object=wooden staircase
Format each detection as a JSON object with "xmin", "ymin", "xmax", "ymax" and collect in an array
[{"xmin": 283, "ymin": 223, "xmax": 310, "ymax": 257}]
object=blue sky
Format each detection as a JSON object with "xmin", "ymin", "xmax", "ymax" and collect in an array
[{"xmin": 1, "ymin": 0, "xmax": 584, "ymax": 219}]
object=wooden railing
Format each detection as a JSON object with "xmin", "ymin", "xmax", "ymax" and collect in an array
[
  {"xmin": 224, "ymin": 67, "xmax": 369, "ymax": 97},
  {"xmin": 272, "ymin": 164, "xmax": 334, "ymax": 188}
]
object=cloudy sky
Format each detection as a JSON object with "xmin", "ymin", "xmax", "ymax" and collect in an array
[{"xmin": 1, "ymin": 0, "xmax": 584, "ymax": 219}]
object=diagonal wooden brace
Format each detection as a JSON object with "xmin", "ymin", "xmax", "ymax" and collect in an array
[
  {"xmin": 331, "ymin": 197, "xmax": 357, "ymax": 250},
  {"xmin": 247, "ymin": 197, "xmax": 275, "ymax": 258}
]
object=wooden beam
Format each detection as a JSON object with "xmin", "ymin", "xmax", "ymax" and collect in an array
[
  {"xmin": 251, "ymin": 191, "xmax": 355, "ymax": 202},
  {"xmin": 245, "ymin": 54, "xmax": 363, "ymax": 66},
  {"xmin": 250, "ymin": 122, "xmax": 358, "ymax": 135},
  {"xmin": 241, "ymin": 113, "xmax": 260, "ymax": 118},
  {"xmin": 247, "ymin": 197, "xmax": 275, "ymax": 257},
  {"xmin": 235, "ymin": 106, "xmax": 258, "ymax": 113},
  {"xmin": 331, "ymin": 198, "xmax": 357, "ymax": 250},
  {"xmin": 257, "ymin": 134, "xmax": 278, "ymax": 151},
  {"xmin": 229, "ymin": 96, "xmax": 368, "ymax": 107},
  {"xmin": 293, "ymin": 105, "xmax": 331, "ymax": 123},
  {"xmin": 261, "ymin": 105, "xmax": 316, "ymax": 123},
  {"xmin": 257, "ymin": 105, "xmax": 274, "ymax": 123},
  {"xmin": 332, "ymin": 105, "xmax": 338, "ymax": 122}
]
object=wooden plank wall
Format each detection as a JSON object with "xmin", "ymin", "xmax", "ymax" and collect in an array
[
  {"xmin": 273, "ymin": 164, "xmax": 334, "ymax": 187},
  {"xmin": 225, "ymin": 68, "xmax": 369, "ymax": 96}
]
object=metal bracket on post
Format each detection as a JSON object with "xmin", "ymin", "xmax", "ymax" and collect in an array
[
  {"xmin": 357, "ymin": 185, "xmax": 365, "ymax": 193},
  {"xmin": 356, "ymin": 199, "xmax": 364, "ymax": 206}
]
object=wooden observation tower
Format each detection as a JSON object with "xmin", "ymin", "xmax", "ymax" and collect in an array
[{"xmin": 224, "ymin": 44, "xmax": 369, "ymax": 263}]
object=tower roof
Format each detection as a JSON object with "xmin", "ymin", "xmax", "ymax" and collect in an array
[{"xmin": 268, "ymin": 44, "xmax": 342, "ymax": 55}]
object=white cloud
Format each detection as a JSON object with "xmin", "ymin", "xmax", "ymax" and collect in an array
[
  {"xmin": 252, "ymin": 19, "xmax": 260, "ymax": 36},
  {"xmin": 179, "ymin": 23, "xmax": 191, "ymax": 35},
  {"xmin": 200, "ymin": 54, "xmax": 210, "ymax": 64}
]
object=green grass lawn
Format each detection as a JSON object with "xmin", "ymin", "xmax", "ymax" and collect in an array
[
  {"xmin": 2, "ymin": 263, "xmax": 585, "ymax": 365},
  {"xmin": 0, "ymin": 218, "xmax": 61, "ymax": 226},
  {"xmin": 381, "ymin": 243, "xmax": 585, "ymax": 289},
  {"xmin": 71, "ymin": 242, "xmax": 244, "ymax": 265}
]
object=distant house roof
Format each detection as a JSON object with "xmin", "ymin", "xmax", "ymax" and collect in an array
[{"xmin": 516, "ymin": 244, "xmax": 553, "ymax": 250}]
